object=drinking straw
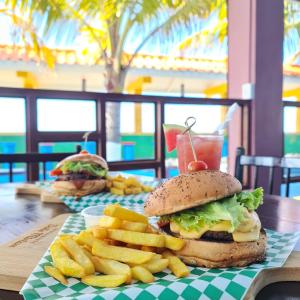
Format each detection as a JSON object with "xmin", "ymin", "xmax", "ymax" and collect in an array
[{"xmin": 82, "ymin": 131, "xmax": 92, "ymax": 150}]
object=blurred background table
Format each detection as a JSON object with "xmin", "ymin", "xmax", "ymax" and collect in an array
[{"xmin": 1, "ymin": 183, "xmax": 300, "ymax": 299}]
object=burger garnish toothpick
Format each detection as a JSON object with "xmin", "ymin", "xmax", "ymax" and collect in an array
[
  {"xmin": 144, "ymin": 170, "xmax": 266, "ymax": 268},
  {"xmin": 184, "ymin": 117, "xmax": 208, "ymax": 173}
]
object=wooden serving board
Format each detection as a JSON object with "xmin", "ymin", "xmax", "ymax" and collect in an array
[
  {"xmin": 0, "ymin": 213, "xmax": 70, "ymax": 291},
  {"xmin": 245, "ymin": 251, "xmax": 300, "ymax": 299},
  {"xmin": 15, "ymin": 183, "xmax": 61, "ymax": 203},
  {"xmin": 0, "ymin": 213, "xmax": 299, "ymax": 298}
]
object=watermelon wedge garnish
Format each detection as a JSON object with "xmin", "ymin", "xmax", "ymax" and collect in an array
[{"xmin": 163, "ymin": 124, "xmax": 195, "ymax": 152}]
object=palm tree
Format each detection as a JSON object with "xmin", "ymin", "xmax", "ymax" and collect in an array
[
  {"xmin": 4, "ymin": 0, "xmax": 214, "ymax": 143},
  {"xmin": 178, "ymin": 0, "xmax": 300, "ymax": 58}
]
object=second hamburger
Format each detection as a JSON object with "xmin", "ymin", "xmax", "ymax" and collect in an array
[{"xmin": 50, "ymin": 151, "xmax": 108, "ymax": 197}]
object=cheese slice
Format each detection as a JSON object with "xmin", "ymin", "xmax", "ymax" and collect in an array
[
  {"xmin": 170, "ymin": 221, "xmax": 181, "ymax": 233},
  {"xmin": 179, "ymin": 227, "xmax": 208, "ymax": 239},
  {"xmin": 209, "ymin": 221, "xmax": 231, "ymax": 232},
  {"xmin": 232, "ymin": 226, "xmax": 260, "ymax": 242},
  {"xmin": 236, "ymin": 211, "xmax": 261, "ymax": 233},
  {"xmin": 169, "ymin": 212, "xmax": 261, "ymax": 242}
]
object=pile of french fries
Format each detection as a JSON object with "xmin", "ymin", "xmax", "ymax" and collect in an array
[
  {"xmin": 106, "ymin": 175, "xmax": 153, "ymax": 196},
  {"xmin": 45, "ymin": 204, "xmax": 190, "ymax": 288}
]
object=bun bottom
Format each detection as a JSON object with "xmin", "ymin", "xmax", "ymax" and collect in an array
[
  {"xmin": 176, "ymin": 230, "xmax": 267, "ymax": 268},
  {"xmin": 52, "ymin": 180, "xmax": 106, "ymax": 197}
]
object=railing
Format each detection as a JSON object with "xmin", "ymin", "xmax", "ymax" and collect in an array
[{"xmin": 0, "ymin": 87, "xmax": 251, "ymax": 180}]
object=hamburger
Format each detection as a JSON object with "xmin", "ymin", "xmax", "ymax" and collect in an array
[
  {"xmin": 144, "ymin": 170, "xmax": 266, "ymax": 268},
  {"xmin": 50, "ymin": 151, "xmax": 108, "ymax": 197}
]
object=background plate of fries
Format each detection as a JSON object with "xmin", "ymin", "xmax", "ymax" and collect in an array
[
  {"xmin": 37, "ymin": 175, "xmax": 160, "ymax": 213},
  {"xmin": 20, "ymin": 205, "xmax": 300, "ymax": 300}
]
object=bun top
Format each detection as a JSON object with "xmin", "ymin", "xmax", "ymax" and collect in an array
[
  {"xmin": 56, "ymin": 153, "xmax": 108, "ymax": 170},
  {"xmin": 144, "ymin": 170, "xmax": 242, "ymax": 216}
]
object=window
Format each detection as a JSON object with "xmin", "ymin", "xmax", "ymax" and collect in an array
[
  {"xmin": 37, "ymin": 99, "xmax": 96, "ymax": 131},
  {"xmin": 106, "ymin": 101, "xmax": 155, "ymax": 161}
]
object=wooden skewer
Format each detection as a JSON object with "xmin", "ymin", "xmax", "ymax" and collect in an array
[{"xmin": 184, "ymin": 117, "xmax": 197, "ymax": 162}]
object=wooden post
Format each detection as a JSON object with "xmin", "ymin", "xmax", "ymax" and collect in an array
[{"xmin": 228, "ymin": 0, "xmax": 284, "ymax": 194}]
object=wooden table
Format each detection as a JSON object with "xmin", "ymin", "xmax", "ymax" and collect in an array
[{"xmin": 1, "ymin": 183, "xmax": 300, "ymax": 299}]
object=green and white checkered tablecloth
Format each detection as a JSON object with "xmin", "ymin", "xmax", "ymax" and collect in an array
[
  {"xmin": 20, "ymin": 210, "xmax": 300, "ymax": 300},
  {"xmin": 37, "ymin": 180, "xmax": 159, "ymax": 212}
]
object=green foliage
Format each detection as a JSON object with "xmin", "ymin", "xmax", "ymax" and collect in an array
[
  {"xmin": 179, "ymin": 0, "xmax": 300, "ymax": 54},
  {"xmin": 5, "ymin": 0, "xmax": 299, "ymax": 90},
  {"xmin": 1, "ymin": 0, "xmax": 215, "ymax": 90},
  {"xmin": 60, "ymin": 161, "xmax": 108, "ymax": 177}
]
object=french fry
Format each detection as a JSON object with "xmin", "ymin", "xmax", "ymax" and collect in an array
[
  {"xmin": 153, "ymin": 254, "xmax": 163, "ymax": 260},
  {"xmin": 142, "ymin": 185, "xmax": 153, "ymax": 193},
  {"xmin": 107, "ymin": 229, "xmax": 165, "ymax": 247},
  {"xmin": 161, "ymin": 250, "xmax": 174, "ymax": 258},
  {"xmin": 98, "ymin": 215, "xmax": 122, "ymax": 229},
  {"xmin": 81, "ymin": 246, "xmax": 94, "ymax": 261},
  {"xmin": 164, "ymin": 235, "xmax": 185, "ymax": 251},
  {"xmin": 146, "ymin": 224, "xmax": 160, "ymax": 234},
  {"xmin": 59, "ymin": 234, "xmax": 76, "ymax": 239},
  {"xmin": 131, "ymin": 266, "xmax": 154, "ymax": 283},
  {"xmin": 112, "ymin": 181, "xmax": 126, "ymax": 190},
  {"xmin": 110, "ymin": 187, "xmax": 124, "ymax": 196},
  {"xmin": 44, "ymin": 265, "xmax": 68, "ymax": 285},
  {"xmin": 113, "ymin": 175, "xmax": 126, "ymax": 182},
  {"xmin": 92, "ymin": 256, "xmax": 132, "ymax": 283},
  {"xmin": 60, "ymin": 237, "xmax": 95, "ymax": 275},
  {"xmin": 124, "ymin": 188, "xmax": 134, "ymax": 195},
  {"xmin": 162, "ymin": 250, "xmax": 189, "ymax": 278},
  {"xmin": 121, "ymin": 220, "xmax": 148, "ymax": 232},
  {"xmin": 124, "ymin": 177, "xmax": 140, "ymax": 187},
  {"xmin": 92, "ymin": 239, "xmax": 155, "ymax": 264},
  {"xmin": 50, "ymin": 241, "xmax": 70, "ymax": 260},
  {"xmin": 104, "ymin": 204, "xmax": 148, "ymax": 224},
  {"xmin": 82, "ymin": 274, "xmax": 127, "ymax": 288},
  {"xmin": 82, "ymin": 244, "xmax": 92, "ymax": 252},
  {"xmin": 141, "ymin": 258, "xmax": 169, "ymax": 274},
  {"xmin": 91, "ymin": 226, "xmax": 107, "ymax": 239},
  {"xmin": 76, "ymin": 230, "xmax": 96, "ymax": 248},
  {"xmin": 55, "ymin": 258, "xmax": 85, "ymax": 278},
  {"xmin": 127, "ymin": 187, "xmax": 142, "ymax": 194},
  {"xmin": 50, "ymin": 241, "xmax": 86, "ymax": 278}
]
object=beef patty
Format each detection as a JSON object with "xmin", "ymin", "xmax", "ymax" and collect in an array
[
  {"xmin": 56, "ymin": 173, "xmax": 99, "ymax": 181},
  {"xmin": 160, "ymin": 223, "xmax": 233, "ymax": 242}
]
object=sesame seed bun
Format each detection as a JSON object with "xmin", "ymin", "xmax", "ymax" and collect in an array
[
  {"xmin": 177, "ymin": 230, "xmax": 266, "ymax": 268},
  {"xmin": 56, "ymin": 153, "xmax": 108, "ymax": 170},
  {"xmin": 144, "ymin": 170, "xmax": 242, "ymax": 216},
  {"xmin": 52, "ymin": 179, "xmax": 107, "ymax": 197}
]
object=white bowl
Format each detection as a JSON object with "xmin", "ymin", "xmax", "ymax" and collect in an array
[{"xmin": 81, "ymin": 205, "xmax": 105, "ymax": 228}]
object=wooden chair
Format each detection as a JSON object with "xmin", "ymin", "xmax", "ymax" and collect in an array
[
  {"xmin": 0, "ymin": 145, "xmax": 81, "ymax": 182},
  {"xmin": 280, "ymin": 157, "xmax": 300, "ymax": 197},
  {"xmin": 235, "ymin": 147, "xmax": 281, "ymax": 194}
]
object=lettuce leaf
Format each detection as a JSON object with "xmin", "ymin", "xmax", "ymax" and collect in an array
[
  {"xmin": 61, "ymin": 161, "xmax": 107, "ymax": 178},
  {"xmin": 170, "ymin": 195, "xmax": 248, "ymax": 232},
  {"xmin": 236, "ymin": 187, "xmax": 264, "ymax": 210},
  {"xmin": 167, "ymin": 188, "xmax": 264, "ymax": 233}
]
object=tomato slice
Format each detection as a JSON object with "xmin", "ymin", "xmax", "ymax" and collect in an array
[
  {"xmin": 157, "ymin": 219, "xmax": 170, "ymax": 228},
  {"xmin": 50, "ymin": 169, "xmax": 62, "ymax": 176}
]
